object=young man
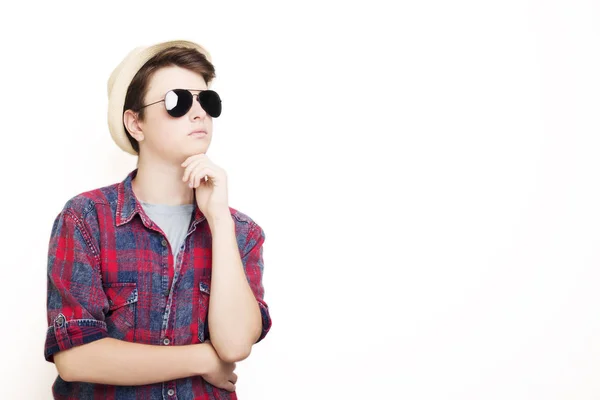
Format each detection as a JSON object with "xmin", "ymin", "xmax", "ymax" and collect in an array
[{"xmin": 44, "ymin": 40, "xmax": 272, "ymax": 399}]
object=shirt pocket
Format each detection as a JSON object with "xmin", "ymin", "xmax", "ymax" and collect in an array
[
  {"xmin": 103, "ymin": 282, "xmax": 138, "ymax": 341},
  {"xmin": 198, "ymin": 280, "xmax": 211, "ymax": 342}
]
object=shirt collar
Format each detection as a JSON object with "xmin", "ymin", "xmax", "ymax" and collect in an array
[{"xmin": 116, "ymin": 168, "xmax": 206, "ymax": 228}]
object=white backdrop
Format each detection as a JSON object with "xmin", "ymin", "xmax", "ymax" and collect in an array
[{"xmin": 1, "ymin": 0, "xmax": 600, "ymax": 399}]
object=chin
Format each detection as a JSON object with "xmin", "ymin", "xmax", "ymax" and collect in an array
[{"xmin": 182, "ymin": 145, "xmax": 209, "ymax": 157}]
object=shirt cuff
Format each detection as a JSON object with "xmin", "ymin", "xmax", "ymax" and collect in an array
[
  {"xmin": 44, "ymin": 313, "xmax": 109, "ymax": 363},
  {"xmin": 255, "ymin": 300, "xmax": 272, "ymax": 343}
]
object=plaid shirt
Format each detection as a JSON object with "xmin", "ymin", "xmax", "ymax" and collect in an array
[{"xmin": 44, "ymin": 168, "xmax": 272, "ymax": 399}]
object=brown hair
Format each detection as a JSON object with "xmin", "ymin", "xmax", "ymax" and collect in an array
[{"xmin": 123, "ymin": 46, "xmax": 216, "ymax": 154}]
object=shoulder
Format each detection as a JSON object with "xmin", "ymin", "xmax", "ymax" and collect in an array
[
  {"xmin": 227, "ymin": 206, "xmax": 266, "ymax": 244},
  {"xmin": 228, "ymin": 206, "xmax": 260, "ymax": 227},
  {"xmin": 53, "ymin": 182, "xmax": 118, "ymax": 227}
]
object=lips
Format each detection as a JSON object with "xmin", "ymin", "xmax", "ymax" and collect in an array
[
  {"xmin": 188, "ymin": 130, "xmax": 207, "ymax": 139},
  {"xmin": 188, "ymin": 130, "xmax": 207, "ymax": 136}
]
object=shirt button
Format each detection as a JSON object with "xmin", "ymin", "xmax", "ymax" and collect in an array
[
  {"xmin": 163, "ymin": 338, "xmax": 170, "ymax": 345},
  {"xmin": 161, "ymin": 239, "xmax": 168, "ymax": 247},
  {"xmin": 167, "ymin": 388, "xmax": 175, "ymax": 396},
  {"xmin": 56, "ymin": 315, "xmax": 64, "ymax": 326}
]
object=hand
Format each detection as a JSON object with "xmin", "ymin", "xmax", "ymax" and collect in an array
[
  {"xmin": 200, "ymin": 339, "xmax": 238, "ymax": 392},
  {"xmin": 181, "ymin": 154, "xmax": 230, "ymax": 219}
]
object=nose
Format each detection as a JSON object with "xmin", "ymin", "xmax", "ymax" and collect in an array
[{"xmin": 189, "ymin": 93, "xmax": 207, "ymax": 120}]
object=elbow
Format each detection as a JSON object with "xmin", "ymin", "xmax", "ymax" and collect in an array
[
  {"xmin": 54, "ymin": 352, "xmax": 76, "ymax": 382},
  {"xmin": 218, "ymin": 345, "xmax": 252, "ymax": 363},
  {"xmin": 59, "ymin": 370, "xmax": 75, "ymax": 383}
]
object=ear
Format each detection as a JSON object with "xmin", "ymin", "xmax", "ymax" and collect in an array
[{"xmin": 123, "ymin": 109, "xmax": 145, "ymax": 142}]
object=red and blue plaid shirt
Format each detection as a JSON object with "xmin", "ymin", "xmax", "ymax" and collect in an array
[{"xmin": 44, "ymin": 168, "xmax": 272, "ymax": 399}]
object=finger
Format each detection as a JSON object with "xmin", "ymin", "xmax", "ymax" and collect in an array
[
  {"xmin": 187, "ymin": 171, "xmax": 196, "ymax": 188},
  {"xmin": 191, "ymin": 169, "xmax": 208, "ymax": 188},
  {"xmin": 193, "ymin": 172, "xmax": 202, "ymax": 188},
  {"xmin": 230, "ymin": 373, "xmax": 238, "ymax": 384},
  {"xmin": 181, "ymin": 157, "xmax": 197, "ymax": 169},
  {"xmin": 182, "ymin": 159, "xmax": 205, "ymax": 182},
  {"xmin": 185, "ymin": 170, "xmax": 194, "ymax": 187},
  {"xmin": 193, "ymin": 172, "xmax": 208, "ymax": 188},
  {"xmin": 181, "ymin": 154, "xmax": 203, "ymax": 168},
  {"xmin": 198, "ymin": 167, "xmax": 215, "ymax": 183}
]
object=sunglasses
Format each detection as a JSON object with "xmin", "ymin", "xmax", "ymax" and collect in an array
[{"xmin": 137, "ymin": 88, "xmax": 222, "ymax": 118}]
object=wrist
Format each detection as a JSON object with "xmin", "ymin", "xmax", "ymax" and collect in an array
[
  {"xmin": 189, "ymin": 343, "xmax": 213, "ymax": 376},
  {"xmin": 207, "ymin": 211, "xmax": 233, "ymax": 227}
]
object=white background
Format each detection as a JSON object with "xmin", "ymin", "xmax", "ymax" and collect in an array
[{"xmin": 1, "ymin": 0, "xmax": 599, "ymax": 399}]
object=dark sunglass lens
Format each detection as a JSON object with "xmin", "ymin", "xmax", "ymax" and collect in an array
[
  {"xmin": 165, "ymin": 89, "xmax": 193, "ymax": 117},
  {"xmin": 198, "ymin": 90, "xmax": 222, "ymax": 118}
]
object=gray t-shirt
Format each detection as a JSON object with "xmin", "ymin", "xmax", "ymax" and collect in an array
[{"xmin": 140, "ymin": 201, "xmax": 195, "ymax": 259}]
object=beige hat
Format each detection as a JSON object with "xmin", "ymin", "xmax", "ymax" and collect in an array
[{"xmin": 107, "ymin": 40, "xmax": 213, "ymax": 155}]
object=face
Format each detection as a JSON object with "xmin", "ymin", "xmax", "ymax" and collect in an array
[{"xmin": 126, "ymin": 65, "xmax": 214, "ymax": 162}]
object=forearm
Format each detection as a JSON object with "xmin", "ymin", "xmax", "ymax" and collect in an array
[
  {"xmin": 208, "ymin": 215, "xmax": 262, "ymax": 362},
  {"xmin": 55, "ymin": 337, "xmax": 209, "ymax": 386}
]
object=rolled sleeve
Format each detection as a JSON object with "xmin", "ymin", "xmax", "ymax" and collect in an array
[
  {"xmin": 241, "ymin": 221, "xmax": 272, "ymax": 343},
  {"xmin": 44, "ymin": 207, "xmax": 109, "ymax": 363}
]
